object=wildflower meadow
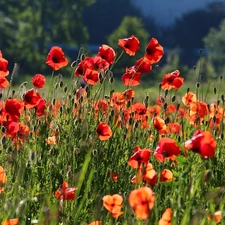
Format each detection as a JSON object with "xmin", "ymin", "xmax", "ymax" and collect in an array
[{"xmin": 0, "ymin": 35, "xmax": 225, "ymax": 225}]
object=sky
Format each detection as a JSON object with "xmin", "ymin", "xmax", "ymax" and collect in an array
[{"xmin": 131, "ymin": 0, "xmax": 223, "ymax": 27}]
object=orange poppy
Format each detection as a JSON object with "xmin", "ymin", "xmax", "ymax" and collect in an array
[
  {"xmin": 118, "ymin": 35, "xmax": 140, "ymax": 56},
  {"xmin": 0, "ymin": 166, "xmax": 7, "ymax": 184},
  {"xmin": 102, "ymin": 194, "xmax": 123, "ymax": 217},
  {"xmin": 128, "ymin": 186, "xmax": 155, "ymax": 220},
  {"xmin": 185, "ymin": 130, "xmax": 216, "ymax": 158},
  {"xmin": 209, "ymin": 103, "xmax": 224, "ymax": 127},
  {"xmin": 131, "ymin": 163, "xmax": 156, "ymax": 185},
  {"xmin": 32, "ymin": 74, "xmax": 46, "ymax": 89},
  {"xmin": 189, "ymin": 101, "xmax": 208, "ymax": 121},
  {"xmin": 142, "ymin": 164, "xmax": 158, "ymax": 186},
  {"xmin": 46, "ymin": 136, "xmax": 57, "ymax": 145},
  {"xmin": 0, "ymin": 51, "xmax": 9, "ymax": 76},
  {"xmin": 128, "ymin": 146, "xmax": 151, "ymax": 169},
  {"xmin": 182, "ymin": 92, "xmax": 197, "ymax": 107},
  {"xmin": 96, "ymin": 122, "xmax": 112, "ymax": 140},
  {"xmin": 154, "ymin": 137, "xmax": 181, "ymax": 162},
  {"xmin": 98, "ymin": 44, "xmax": 115, "ymax": 65},
  {"xmin": 0, "ymin": 75, "xmax": 9, "ymax": 89},
  {"xmin": 46, "ymin": 46, "xmax": 68, "ymax": 70},
  {"xmin": 88, "ymin": 221, "xmax": 102, "ymax": 225},
  {"xmin": 144, "ymin": 38, "xmax": 164, "ymax": 64},
  {"xmin": 120, "ymin": 89, "xmax": 135, "ymax": 102},
  {"xmin": 161, "ymin": 70, "xmax": 184, "ymax": 90},
  {"xmin": 208, "ymin": 210, "xmax": 222, "ymax": 224},
  {"xmin": 153, "ymin": 116, "xmax": 167, "ymax": 134},
  {"xmin": 160, "ymin": 169, "xmax": 174, "ymax": 182},
  {"xmin": 2, "ymin": 218, "xmax": 19, "ymax": 225},
  {"xmin": 148, "ymin": 105, "xmax": 161, "ymax": 117},
  {"xmin": 158, "ymin": 208, "xmax": 172, "ymax": 225}
]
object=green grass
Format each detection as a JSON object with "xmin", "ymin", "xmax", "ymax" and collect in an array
[{"xmin": 1, "ymin": 47, "xmax": 225, "ymax": 225}]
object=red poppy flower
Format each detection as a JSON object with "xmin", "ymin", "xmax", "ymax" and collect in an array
[
  {"xmin": 161, "ymin": 70, "xmax": 184, "ymax": 90},
  {"xmin": 96, "ymin": 122, "xmax": 112, "ymax": 140},
  {"xmin": 54, "ymin": 181, "xmax": 77, "ymax": 200},
  {"xmin": 74, "ymin": 57, "xmax": 92, "ymax": 77},
  {"xmin": 168, "ymin": 122, "xmax": 181, "ymax": 135},
  {"xmin": 102, "ymin": 194, "xmax": 123, "ymax": 216},
  {"xmin": 120, "ymin": 89, "xmax": 135, "ymax": 102},
  {"xmin": 0, "ymin": 51, "xmax": 9, "ymax": 76},
  {"xmin": 128, "ymin": 186, "xmax": 155, "ymax": 220},
  {"xmin": 23, "ymin": 89, "xmax": 42, "ymax": 109},
  {"xmin": 4, "ymin": 98, "xmax": 24, "ymax": 121},
  {"xmin": 144, "ymin": 38, "xmax": 164, "ymax": 64},
  {"xmin": 0, "ymin": 75, "xmax": 9, "ymax": 88},
  {"xmin": 94, "ymin": 99, "xmax": 108, "ymax": 114},
  {"xmin": 128, "ymin": 146, "xmax": 151, "ymax": 168},
  {"xmin": 4, "ymin": 121, "xmax": 19, "ymax": 137},
  {"xmin": 46, "ymin": 46, "xmax": 68, "ymax": 70},
  {"xmin": 83, "ymin": 68, "xmax": 99, "ymax": 85},
  {"xmin": 118, "ymin": 35, "xmax": 140, "ymax": 56},
  {"xmin": 108, "ymin": 170, "xmax": 118, "ymax": 181},
  {"xmin": 159, "ymin": 208, "xmax": 172, "ymax": 225},
  {"xmin": 185, "ymin": 130, "xmax": 216, "ymax": 158},
  {"xmin": 2, "ymin": 218, "xmax": 19, "ymax": 225},
  {"xmin": 134, "ymin": 57, "xmax": 152, "ymax": 74},
  {"xmin": 154, "ymin": 137, "xmax": 181, "ymax": 162},
  {"xmin": 122, "ymin": 67, "xmax": 141, "ymax": 86},
  {"xmin": 98, "ymin": 44, "xmax": 116, "ymax": 65},
  {"xmin": 35, "ymin": 98, "xmax": 46, "ymax": 116},
  {"xmin": 160, "ymin": 169, "xmax": 174, "ymax": 182},
  {"xmin": 131, "ymin": 102, "xmax": 147, "ymax": 118},
  {"xmin": 90, "ymin": 56, "xmax": 110, "ymax": 71},
  {"xmin": 32, "ymin": 74, "xmax": 46, "ymax": 89}
]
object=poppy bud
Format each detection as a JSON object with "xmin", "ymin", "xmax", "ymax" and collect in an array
[{"xmin": 203, "ymin": 170, "xmax": 212, "ymax": 182}]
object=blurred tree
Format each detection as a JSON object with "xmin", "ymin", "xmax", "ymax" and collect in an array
[
  {"xmin": 158, "ymin": 49, "xmax": 189, "ymax": 80},
  {"xmin": 164, "ymin": 1, "xmax": 225, "ymax": 49},
  {"xmin": 204, "ymin": 19, "xmax": 225, "ymax": 77},
  {"xmin": 107, "ymin": 16, "xmax": 150, "ymax": 77},
  {"xmin": 0, "ymin": 0, "xmax": 94, "ymax": 77},
  {"xmin": 83, "ymin": 0, "xmax": 157, "ymax": 45}
]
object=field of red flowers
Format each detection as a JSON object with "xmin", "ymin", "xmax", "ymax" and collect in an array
[{"xmin": 0, "ymin": 35, "xmax": 225, "ymax": 225}]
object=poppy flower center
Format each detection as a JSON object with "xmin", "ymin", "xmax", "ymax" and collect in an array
[
  {"xmin": 141, "ymin": 200, "xmax": 147, "ymax": 205},
  {"xmin": 146, "ymin": 48, "xmax": 153, "ymax": 55},
  {"xmin": 52, "ymin": 56, "xmax": 60, "ymax": 63},
  {"xmin": 162, "ymin": 151, "xmax": 170, "ymax": 157},
  {"xmin": 124, "ymin": 43, "xmax": 130, "ymax": 49},
  {"xmin": 167, "ymin": 75, "xmax": 176, "ymax": 83}
]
